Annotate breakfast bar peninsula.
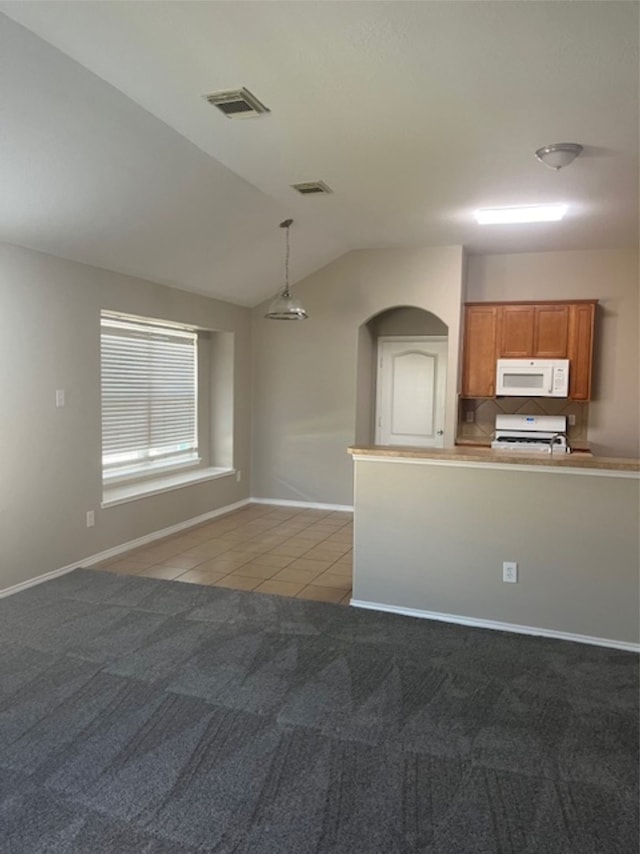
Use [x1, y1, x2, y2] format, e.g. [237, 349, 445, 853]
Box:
[348, 445, 640, 650]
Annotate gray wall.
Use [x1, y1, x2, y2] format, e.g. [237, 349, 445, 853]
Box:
[0, 242, 252, 591]
[251, 247, 465, 506]
[466, 248, 639, 458]
[352, 459, 640, 645]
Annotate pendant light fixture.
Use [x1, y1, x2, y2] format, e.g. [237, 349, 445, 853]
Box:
[265, 219, 308, 320]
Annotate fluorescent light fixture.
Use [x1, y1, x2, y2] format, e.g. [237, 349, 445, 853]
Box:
[475, 204, 568, 225]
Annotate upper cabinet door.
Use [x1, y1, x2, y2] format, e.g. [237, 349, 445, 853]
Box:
[461, 305, 498, 397]
[499, 306, 535, 357]
[533, 305, 570, 358]
[568, 302, 596, 400]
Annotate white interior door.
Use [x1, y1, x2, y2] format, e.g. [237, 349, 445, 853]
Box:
[376, 337, 447, 447]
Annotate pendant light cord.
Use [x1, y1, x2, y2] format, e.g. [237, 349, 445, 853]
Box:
[280, 218, 293, 297]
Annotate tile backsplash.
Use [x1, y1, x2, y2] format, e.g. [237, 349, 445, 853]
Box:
[458, 398, 589, 445]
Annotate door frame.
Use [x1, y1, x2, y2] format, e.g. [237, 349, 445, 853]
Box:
[374, 335, 448, 445]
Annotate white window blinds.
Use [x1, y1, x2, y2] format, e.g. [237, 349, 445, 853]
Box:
[100, 314, 198, 478]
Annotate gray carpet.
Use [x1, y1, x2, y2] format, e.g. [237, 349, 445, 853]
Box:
[0, 569, 637, 853]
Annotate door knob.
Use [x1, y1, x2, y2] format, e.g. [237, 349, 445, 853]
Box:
[437, 430, 444, 436]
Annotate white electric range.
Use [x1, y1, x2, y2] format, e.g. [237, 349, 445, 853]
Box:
[491, 414, 570, 454]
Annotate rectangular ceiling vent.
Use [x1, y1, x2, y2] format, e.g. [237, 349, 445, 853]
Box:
[291, 181, 333, 195]
[204, 87, 270, 118]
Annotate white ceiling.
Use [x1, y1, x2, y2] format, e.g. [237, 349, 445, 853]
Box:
[0, 1, 638, 306]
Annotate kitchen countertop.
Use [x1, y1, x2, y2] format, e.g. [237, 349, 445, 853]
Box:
[348, 445, 640, 473]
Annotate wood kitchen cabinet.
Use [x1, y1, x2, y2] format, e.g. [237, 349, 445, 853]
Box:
[532, 304, 570, 358]
[500, 304, 570, 358]
[499, 305, 535, 357]
[461, 300, 596, 399]
[567, 302, 596, 400]
[461, 304, 499, 398]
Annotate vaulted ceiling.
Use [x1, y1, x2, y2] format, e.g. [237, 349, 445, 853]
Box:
[0, 1, 637, 305]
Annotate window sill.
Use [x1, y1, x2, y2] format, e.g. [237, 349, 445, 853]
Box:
[103, 455, 202, 485]
[102, 466, 235, 508]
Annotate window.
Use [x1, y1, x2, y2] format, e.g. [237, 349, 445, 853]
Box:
[100, 312, 199, 482]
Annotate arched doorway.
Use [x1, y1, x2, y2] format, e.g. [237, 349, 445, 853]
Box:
[355, 306, 449, 447]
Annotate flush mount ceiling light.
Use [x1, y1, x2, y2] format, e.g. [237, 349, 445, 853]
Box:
[475, 204, 569, 225]
[535, 143, 583, 170]
[265, 219, 308, 321]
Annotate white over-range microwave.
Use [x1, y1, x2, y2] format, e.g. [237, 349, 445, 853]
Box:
[496, 359, 570, 397]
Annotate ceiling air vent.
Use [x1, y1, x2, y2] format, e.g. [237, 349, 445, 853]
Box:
[204, 87, 270, 118]
[291, 181, 333, 195]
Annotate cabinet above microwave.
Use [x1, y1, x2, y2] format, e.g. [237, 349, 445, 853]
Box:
[461, 300, 596, 400]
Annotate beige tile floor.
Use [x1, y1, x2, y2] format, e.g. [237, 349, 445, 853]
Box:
[94, 503, 353, 605]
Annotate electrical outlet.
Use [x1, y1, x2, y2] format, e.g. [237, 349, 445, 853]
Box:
[236, 470, 242, 483]
[55, 389, 66, 408]
[568, 414, 576, 426]
[502, 561, 518, 583]
[86, 510, 95, 528]
[465, 410, 475, 423]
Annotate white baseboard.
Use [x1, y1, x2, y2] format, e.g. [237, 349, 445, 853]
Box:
[0, 562, 86, 599]
[251, 497, 353, 513]
[80, 498, 252, 567]
[350, 599, 640, 653]
[0, 498, 252, 600]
